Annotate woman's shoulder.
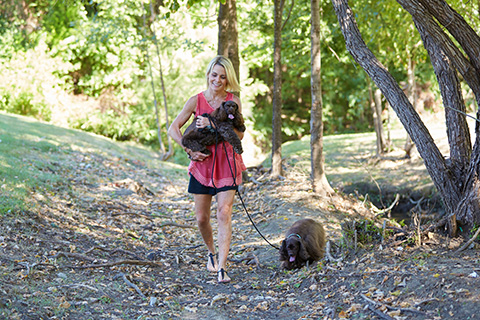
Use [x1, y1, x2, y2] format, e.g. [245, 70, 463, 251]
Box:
[228, 93, 241, 108]
[184, 94, 200, 111]
[187, 93, 201, 103]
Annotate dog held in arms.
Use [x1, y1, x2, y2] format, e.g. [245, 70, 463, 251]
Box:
[279, 218, 326, 270]
[182, 100, 246, 155]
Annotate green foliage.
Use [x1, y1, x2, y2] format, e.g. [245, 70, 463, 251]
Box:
[1, 0, 476, 157]
[241, 0, 379, 150]
[0, 39, 72, 122]
[48, 0, 145, 96]
[341, 219, 384, 246]
[70, 109, 158, 145]
[0, 90, 51, 121]
[0, 2, 42, 57]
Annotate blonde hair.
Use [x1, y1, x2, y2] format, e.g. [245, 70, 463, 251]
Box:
[205, 55, 241, 92]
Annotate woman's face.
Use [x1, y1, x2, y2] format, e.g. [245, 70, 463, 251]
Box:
[208, 64, 228, 92]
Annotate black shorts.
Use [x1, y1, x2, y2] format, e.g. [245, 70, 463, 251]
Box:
[188, 174, 238, 195]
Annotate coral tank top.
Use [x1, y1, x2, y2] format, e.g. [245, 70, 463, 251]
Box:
[188, 92, 246, 188]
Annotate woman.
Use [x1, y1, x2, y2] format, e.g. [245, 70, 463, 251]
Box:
[168, 55, 246, 283]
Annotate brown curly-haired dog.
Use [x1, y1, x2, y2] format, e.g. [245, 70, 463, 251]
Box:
[279, 218, 326, 270]
[182, 100, 246, 155]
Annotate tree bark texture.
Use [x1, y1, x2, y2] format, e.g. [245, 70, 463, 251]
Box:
[370, 86, 387, 156]
[404, 54, 415, 158]
[396, 0, 480, 232]
[310, 0, 333, 195]
[271, 0, 286, 178]
[217, 0, 240, 82]
[149, 2, 173, 161]
[330, 0, 480, 233]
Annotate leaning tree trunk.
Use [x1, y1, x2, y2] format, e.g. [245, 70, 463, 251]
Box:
[218, 0, 240, 93]
[404, 53, 416, 158]
[310, 0, 334, 195]
[397, 0, 480, 233]
[331, 0, 480, 235]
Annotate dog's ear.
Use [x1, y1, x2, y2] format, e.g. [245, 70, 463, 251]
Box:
[298, 239, 310, 262]
[279, 240, 288, 260]
[233, 111, 245, 131]
[216, 102, 228, 121]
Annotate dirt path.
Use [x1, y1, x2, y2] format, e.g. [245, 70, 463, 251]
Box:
[1, 141, 480, 320]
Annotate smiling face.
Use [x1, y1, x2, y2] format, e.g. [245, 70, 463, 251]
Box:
[208, 64, 228, 93]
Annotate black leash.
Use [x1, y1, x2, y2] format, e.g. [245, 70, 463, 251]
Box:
[207, 116, 279, 251]
[235, 183, 280, 251]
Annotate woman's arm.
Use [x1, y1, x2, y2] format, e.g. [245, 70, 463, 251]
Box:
[168, 96, 209, 161]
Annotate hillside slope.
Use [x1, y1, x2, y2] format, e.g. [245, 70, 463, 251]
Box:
[1, 112, 479, 320]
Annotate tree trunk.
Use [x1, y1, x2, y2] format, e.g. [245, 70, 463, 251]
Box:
[368, 81, 387, 157]
[218, 0, 240, 90]
[330, 0, 480, 235]
[150, 1, 173, 161]
[310, 0, 333, 195]
[404, 54, 416, 158]
[271, 0, 286, 178]
[142, 5, 166, 155]
[396, 0, 480, 233]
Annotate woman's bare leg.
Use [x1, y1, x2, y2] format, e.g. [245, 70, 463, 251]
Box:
[216, 190, 235, 282]
[194, 194, 217, 272]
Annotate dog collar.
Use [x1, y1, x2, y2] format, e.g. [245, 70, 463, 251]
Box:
[287, 233, 302, 240]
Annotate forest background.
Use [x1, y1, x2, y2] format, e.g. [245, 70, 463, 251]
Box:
[3, 0, 478, 166]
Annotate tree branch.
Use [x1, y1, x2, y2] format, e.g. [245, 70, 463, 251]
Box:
[330, 0, 452, 205]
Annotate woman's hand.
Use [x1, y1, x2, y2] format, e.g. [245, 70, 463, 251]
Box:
[196, 115, 215, 129]
[196, 115, 206, 128]
[184, 147, 209, 162]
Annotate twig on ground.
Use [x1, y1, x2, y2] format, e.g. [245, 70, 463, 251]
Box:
[52, 252, 99, 263]
[158, 222, 195, 229]
[16, 262, 57, 274]
[178, 244, 203, 253]
[368, 305, 395, 320]
[84, 246, 144, 260]
[62, 259, 163, 269]
[373, 193, 400, 218]
[325, 240, 343, 263]
[230, 253, 261, 269]
[58, 283, 98, 292]
[361, 294, 395, 320]
[249, 176, 264, 185]
[386, 226, 408, 234]
[115, 272, 147, 299]
[361, 293, 427, 316]
[414, 298, 440, 307]
[456, 226, 480, 253]
[413, 211, 422, 247]
[111, 211, 153, 221]
[354, 223, 358, 253]
[381, 220, 386, 245]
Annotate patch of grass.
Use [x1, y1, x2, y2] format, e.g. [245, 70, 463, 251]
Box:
[0, 112, 186, 215]
[261, 120, 435, 203]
